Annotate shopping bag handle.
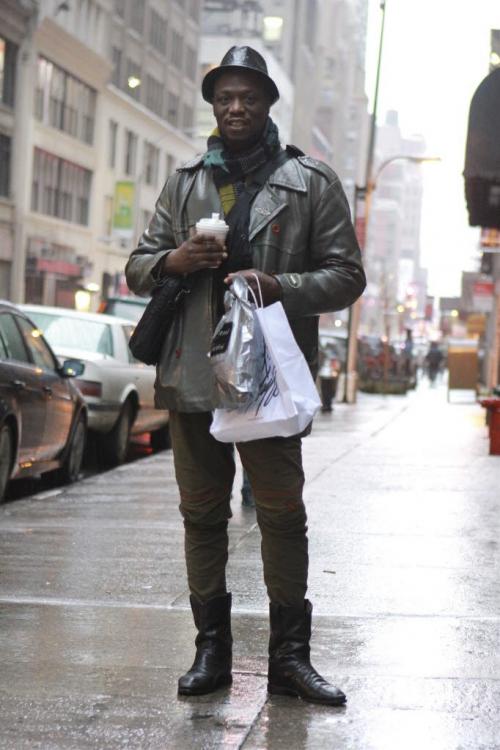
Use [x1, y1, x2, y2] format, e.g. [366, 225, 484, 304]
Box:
[249, 272, 264, 308]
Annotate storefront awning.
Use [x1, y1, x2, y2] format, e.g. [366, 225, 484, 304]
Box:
[464, 68, 500, 228]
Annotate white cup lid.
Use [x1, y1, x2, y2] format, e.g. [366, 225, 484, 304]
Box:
[196, 212, 228, 229]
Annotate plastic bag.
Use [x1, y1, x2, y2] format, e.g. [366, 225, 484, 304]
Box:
[209, 275, 264, 409]
[210, 298, 321, 442]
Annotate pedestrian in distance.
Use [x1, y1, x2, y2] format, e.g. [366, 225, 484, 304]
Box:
[318, 346, 339, 413]
[125, 46, 366, 706]
[425, 340, 443, 384]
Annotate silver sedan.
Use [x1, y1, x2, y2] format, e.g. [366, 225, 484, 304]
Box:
[21, 305, 169, 466]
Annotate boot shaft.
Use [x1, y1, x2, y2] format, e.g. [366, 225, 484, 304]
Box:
[190, 592, 233, 651]
[269, 599, 312, 660]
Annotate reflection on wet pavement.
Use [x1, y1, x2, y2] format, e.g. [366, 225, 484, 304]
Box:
[0, 385, 499, 748]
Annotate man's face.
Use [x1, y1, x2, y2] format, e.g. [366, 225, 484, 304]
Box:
[212, 71, 271, 152]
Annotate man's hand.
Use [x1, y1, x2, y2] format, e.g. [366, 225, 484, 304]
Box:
[164, 234, 227, 275]
[224, 269, 283, 307]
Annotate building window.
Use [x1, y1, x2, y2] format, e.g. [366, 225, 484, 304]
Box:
[130, 2, 144, 34]
[0, 37, 18, 107]
[112, 46, 122, 87]
[149, 10, 167, 54]
[113, 0, 125, 18]
[0, 134, 11, 197]
[146, 75, 163, 117]
[185, 45, 197, 81]
[34, 56, 96, 145]
[304, 0, 317, 50]
[189, 0, 199, 21]
[183, 104, 194, 131]
[109, 120, 118, 168]
[31, 147, 92, 225]
[125, 59, 141, 100]
[165, 153, 175, 180]
[104, 195, 113, 235]
[124, 130, 137, 175]
[167, 93, 179, 126]
[171, 30, 183, 68]
[143, 142, 159, 187]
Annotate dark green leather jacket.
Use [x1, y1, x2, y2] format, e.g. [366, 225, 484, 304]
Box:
[125, 151, 366, 412]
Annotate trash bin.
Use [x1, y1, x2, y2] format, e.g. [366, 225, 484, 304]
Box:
[478, 398, 500, 455]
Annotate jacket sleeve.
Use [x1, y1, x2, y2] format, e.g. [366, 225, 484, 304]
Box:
[275, 175, 366, 318]
[125, 178, 177, 297]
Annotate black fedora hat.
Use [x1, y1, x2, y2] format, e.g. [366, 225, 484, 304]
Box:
[202, 45, 280, 104]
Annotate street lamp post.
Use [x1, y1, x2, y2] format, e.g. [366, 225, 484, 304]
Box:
[343, 0, 387, 403]
[345, 148, 441, 400]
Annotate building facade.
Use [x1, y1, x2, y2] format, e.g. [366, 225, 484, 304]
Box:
[0, 0, 38, 300]
[5, 0, 200, 307]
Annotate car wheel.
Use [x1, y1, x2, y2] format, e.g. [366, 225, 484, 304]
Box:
[101, 400, 133, 467]
[0, 424, 13, 503]
[150, 424, 171, 453]
[59, 415, 86, 485]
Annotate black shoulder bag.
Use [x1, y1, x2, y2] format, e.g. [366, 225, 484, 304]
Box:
[128, 274, 190, 366]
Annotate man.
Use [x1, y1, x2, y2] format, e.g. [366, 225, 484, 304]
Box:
[126, 46, 365, 706]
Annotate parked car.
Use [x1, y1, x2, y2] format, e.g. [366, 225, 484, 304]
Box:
[21, 305, 169, 466]
[0, 301, 87, 501]
[98, 295, 148, 323]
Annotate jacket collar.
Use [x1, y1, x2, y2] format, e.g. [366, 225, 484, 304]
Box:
[268, 156, 307, 193]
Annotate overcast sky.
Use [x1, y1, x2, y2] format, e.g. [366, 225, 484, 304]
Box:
[365, 0, 500, 297]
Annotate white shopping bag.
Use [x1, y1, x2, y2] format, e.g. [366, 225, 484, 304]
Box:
[210, 298, 321, 443]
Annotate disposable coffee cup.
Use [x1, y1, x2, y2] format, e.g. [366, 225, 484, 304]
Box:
[195, 213, 229, 268]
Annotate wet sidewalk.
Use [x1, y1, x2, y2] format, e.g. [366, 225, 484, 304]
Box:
[1, 383, 499, 749]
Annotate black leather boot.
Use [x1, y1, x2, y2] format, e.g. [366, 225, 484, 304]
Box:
[268, 600, 346, 706]
[178, 593, 233, 696]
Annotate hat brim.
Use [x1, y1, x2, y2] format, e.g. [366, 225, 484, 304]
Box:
[202, 65, 280, 105]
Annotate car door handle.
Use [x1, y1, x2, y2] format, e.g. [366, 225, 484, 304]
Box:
[11, 379, 26, 390]
[43, 386, 52, 395]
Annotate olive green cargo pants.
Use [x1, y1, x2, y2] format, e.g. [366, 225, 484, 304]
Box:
[169, 411, 309, 606]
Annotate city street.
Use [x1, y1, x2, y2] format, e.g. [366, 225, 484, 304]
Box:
[0, 381, 499, 749]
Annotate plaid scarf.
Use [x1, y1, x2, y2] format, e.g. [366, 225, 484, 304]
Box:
[203, 118, 281, 274]
[204, 117, 281, 216]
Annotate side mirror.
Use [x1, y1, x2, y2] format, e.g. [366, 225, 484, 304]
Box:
[60, 358, 85, 378]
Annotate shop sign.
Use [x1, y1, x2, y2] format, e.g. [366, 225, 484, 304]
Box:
[473, 280, 494, 312]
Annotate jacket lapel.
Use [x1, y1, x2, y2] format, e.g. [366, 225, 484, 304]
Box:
[249, 158, 307, 240]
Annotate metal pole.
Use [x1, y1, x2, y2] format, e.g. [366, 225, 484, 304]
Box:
[344, 0, 387, 403]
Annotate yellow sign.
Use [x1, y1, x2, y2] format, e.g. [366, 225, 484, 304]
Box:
[112, 181, 135, 235]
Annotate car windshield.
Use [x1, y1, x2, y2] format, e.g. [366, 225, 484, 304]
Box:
[107, 301, 147, 322]
[28, 312, 114, 356]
